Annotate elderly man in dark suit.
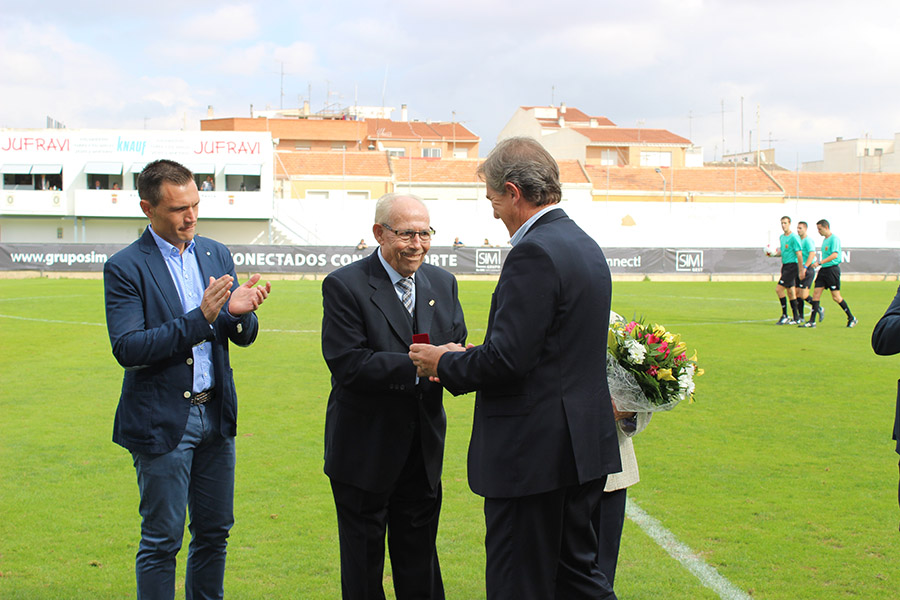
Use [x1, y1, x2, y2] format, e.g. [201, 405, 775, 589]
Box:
[321, 192, 467, 599]
[410, 137, 621, 599]
[104, 159, 270, 599]
[871, 286, 900, 527]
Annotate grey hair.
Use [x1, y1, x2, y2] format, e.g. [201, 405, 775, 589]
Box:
[374, 192, 428, 225]
[477, 137, 561, 207]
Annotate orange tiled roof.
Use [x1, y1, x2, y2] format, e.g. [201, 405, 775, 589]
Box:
[772, 171, 900, 200]
[523, 105, 616, 127]
[203, 117, 366, 142]
[367, 120, 478, 141]
[390, 157, 482, 183]
[387, 157, 588, 185]
[275, 151, 392, 178]
[558, 160, 590, 184]
[584, 166, 782, 193]
[574, 127, 691, 146]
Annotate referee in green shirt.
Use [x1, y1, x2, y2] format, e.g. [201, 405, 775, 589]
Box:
[801, 219, 857, 328]
[774, 216, 803, 324]
[796, 221, 821, 323]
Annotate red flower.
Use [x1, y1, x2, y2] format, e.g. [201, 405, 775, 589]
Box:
[647, 365, 659, 376]
[645, 334, 660, 344]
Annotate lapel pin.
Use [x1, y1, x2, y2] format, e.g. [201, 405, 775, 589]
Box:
[429, 299, 435, 306]
[206, 251, 211, 256]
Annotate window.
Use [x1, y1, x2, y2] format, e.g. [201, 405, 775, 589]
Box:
[422, 148, 442, 158]
[331, 143, 347, 151]
[600, 150, 618, 166]
[306, 190, 329, 200]
[639, 151, 672, 167]
[85, 162, 123, 190]
[346, 191, 369, 200]
[57, 227, 63, 239]
[386, 148, 405, 157]
[226, 175, 261, 192]
[3, 172, 63, 190]
[295, 144, 311, 151]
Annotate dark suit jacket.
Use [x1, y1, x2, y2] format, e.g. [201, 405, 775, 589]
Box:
[437, 209, 621, 498]
[871, 284, 900, 453]
[104, 228, 259, 454]
[322, 251, 466, 492]
[321, 251, 467, 494]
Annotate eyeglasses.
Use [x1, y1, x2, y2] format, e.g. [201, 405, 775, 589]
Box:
[380, 223, 435, 242]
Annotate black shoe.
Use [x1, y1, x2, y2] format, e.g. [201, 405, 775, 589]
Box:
[847, 317, 858, 328]
[801, 321, 817, 328]
[796, 318, 805, 325]
[776, 316, 790, 325]
[817, 306, 825, 322]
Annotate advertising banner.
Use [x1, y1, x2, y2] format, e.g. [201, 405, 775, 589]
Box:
[1, 243, 898, 275]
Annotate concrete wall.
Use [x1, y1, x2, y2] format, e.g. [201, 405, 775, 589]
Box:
[4, 197, 900, 250]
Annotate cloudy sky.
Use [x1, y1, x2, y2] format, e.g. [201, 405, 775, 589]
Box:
[2, 0, 898, 168]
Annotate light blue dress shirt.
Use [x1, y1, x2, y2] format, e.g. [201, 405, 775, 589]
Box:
[377, 247, 416, 310]
[148, 226, 213, 394]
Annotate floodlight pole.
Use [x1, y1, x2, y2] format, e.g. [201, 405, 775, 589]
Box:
[654, 167, 668, 211]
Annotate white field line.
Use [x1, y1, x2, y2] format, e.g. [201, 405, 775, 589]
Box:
[0, 313, 105, 327]
[0, 313, 322, 334]
[626, 499, 752, 600]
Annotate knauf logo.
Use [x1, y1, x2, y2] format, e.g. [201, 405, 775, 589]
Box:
[116, 137, 147, 155]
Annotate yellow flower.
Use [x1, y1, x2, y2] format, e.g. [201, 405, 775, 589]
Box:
[690, 350, 698, 362]
[696, 368, 705, 377]
[608, 329, 617, 351]
[653, 325, 667, 337]
[673, 342, 687, 355]
[656, 368, 677, 381]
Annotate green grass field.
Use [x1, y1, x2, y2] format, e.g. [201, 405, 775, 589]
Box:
[2, 277, 899, 599]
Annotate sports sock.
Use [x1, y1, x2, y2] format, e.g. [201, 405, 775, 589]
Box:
[790, 299, 800, 321]
[809, 300, 820, 323]
[798, 298, 805, 320]
[840, 300, 853, 319]
[804, 296, 814, 305]
[780, 297, 787, 317]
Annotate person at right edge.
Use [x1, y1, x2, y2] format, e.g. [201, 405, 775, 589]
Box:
[871, 287, 900, 529]
[409, 137, 621, 599]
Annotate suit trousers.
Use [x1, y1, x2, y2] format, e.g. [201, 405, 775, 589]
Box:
[593, 488, 627, 590]
[483, 478, 617, 600]
[330, 426, 444, 600]
[131, 404, 235, 600]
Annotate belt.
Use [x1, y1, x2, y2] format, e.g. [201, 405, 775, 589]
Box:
[190, 389, 214, 405]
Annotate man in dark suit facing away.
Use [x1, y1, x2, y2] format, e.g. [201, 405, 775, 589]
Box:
[410, 137, 621, 599]
[104, 158, 271, 599]
[871, 286, 900, 528]
[321, 192, 467, 599]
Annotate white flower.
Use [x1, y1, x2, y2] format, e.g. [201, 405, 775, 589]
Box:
[677, 371, 695, 396]
[624, 339, 647, 364]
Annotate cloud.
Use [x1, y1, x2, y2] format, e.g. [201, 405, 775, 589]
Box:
[177, 4, 259, 42]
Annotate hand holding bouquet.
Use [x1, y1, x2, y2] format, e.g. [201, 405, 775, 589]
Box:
[607, 312, 703, 412]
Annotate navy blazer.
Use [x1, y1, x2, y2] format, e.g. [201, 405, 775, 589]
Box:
[437, 209, 621, 498]
[871, 284, 900, 454]
[321, 251, 467, 493]
[104, 228, 259, 454]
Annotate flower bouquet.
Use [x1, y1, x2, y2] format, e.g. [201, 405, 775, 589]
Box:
[606, 312, 703, 412]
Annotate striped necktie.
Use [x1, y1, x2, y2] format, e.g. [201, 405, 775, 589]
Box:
[396, 276, 414, 315]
